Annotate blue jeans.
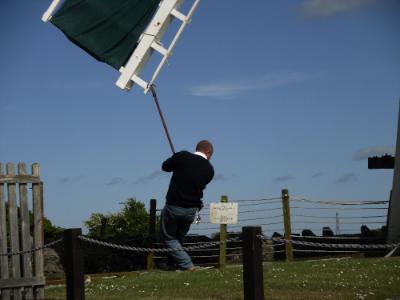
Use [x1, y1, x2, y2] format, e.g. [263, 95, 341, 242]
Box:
[160, 204, 197, 269]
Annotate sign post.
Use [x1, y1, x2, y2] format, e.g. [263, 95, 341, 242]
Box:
[210, 197, 238, 269]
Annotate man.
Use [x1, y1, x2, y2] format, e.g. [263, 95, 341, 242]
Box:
[160, 140, 214, 271]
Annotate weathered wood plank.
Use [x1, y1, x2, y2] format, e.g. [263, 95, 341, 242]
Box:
[6, 163, 21, 300]
[0, 163, 11, 300]
[0, 277, 45, 289]
[0, 175, 41, 184]
[32, 163, 45, 299]
[18, 163, 33, 299]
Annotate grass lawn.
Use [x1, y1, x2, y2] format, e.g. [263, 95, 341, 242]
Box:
[45, 257, 400, 299]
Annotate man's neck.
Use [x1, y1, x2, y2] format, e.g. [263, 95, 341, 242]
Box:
[194, 151, 208, 160]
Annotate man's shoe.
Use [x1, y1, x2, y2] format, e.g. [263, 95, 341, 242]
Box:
[176, 266, 196, 272]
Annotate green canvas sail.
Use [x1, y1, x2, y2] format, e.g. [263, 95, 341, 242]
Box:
[51, 0, 161, 70]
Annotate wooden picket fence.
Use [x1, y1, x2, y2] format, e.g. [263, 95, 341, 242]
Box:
[0, 163, 45, 300]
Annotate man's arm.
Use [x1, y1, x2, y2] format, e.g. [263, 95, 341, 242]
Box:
[162, 153, 179, 172]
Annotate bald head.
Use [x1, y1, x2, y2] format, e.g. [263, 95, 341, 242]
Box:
[196, 140, 213, 160]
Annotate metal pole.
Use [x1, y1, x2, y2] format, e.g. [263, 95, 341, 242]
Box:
[242, 226, 264, 300]
[149, 85, 176, 154]
[64, 228, 85, 300]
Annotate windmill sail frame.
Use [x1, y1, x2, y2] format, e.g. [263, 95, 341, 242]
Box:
[42, 0, 201, 94]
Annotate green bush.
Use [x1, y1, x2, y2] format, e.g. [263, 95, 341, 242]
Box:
[84, 198, 149, 239]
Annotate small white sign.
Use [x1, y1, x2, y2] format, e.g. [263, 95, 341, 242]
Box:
[210, 203, 238, 224]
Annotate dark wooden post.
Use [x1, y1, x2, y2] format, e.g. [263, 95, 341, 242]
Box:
[242, 226, 264, 300]
[219, 195, 228, 269]
[147, 199, 157, 270]
[64, 228, 85, 300]
[281, 189, 293, 261]
[99, 216, 108, 239]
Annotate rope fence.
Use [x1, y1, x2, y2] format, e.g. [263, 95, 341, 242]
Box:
[0, 223, 397, 300]
[78, 235, 240, 253]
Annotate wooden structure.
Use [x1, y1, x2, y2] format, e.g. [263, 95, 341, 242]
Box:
[242, 226, 264, 300]
[42, 0, 202, 94]
[0, 163, 45, 300]
[64, 229, 84, 300]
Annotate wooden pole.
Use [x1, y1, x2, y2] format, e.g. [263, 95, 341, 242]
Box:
[0, 163, 11, 300]
[219, 195, 228, 269]
[18, 163, 33, 299]
[282, 189, 293, 262]
[242, 226, 264, 300]
[7, 163, 21, 300]
[147, 199, 157, 270]
[32, 163, 44, 299]
[64, 228, 85, 300]
[388, 101, 400, 242]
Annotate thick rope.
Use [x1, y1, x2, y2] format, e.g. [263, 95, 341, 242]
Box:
[78, 235, 240, 253]
[149, 85, 176, 154]
[0, 238, 63, 257]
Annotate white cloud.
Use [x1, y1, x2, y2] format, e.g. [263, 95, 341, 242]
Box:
[273, 175, 294, 183]
[300, 0, 376, 18]
[106, 177, 124, 186]
[134, 170, 167, 184]
[311, 172, 324, 178]
[59, 175, 84, 184]
[353, 146, 394, 161]
[188, 71, 309, 99]
[214, 173, 227, 181]
[336, 172, 357, 184]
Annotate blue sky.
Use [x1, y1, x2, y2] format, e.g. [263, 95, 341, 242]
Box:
[0, 0, 399, 235]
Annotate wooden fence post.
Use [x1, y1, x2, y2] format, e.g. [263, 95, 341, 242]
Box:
[19, 163, 33, 299]
[242, 226, 264, 300]
[147, 199, 157, 270]
[7, 163, 22, 300]
[0, 163, 11, 300]
[282, 189, 293, 262]
[219, 195, 228, 269]
[32, 163, 45, 299]
[64, 228, 85, 300]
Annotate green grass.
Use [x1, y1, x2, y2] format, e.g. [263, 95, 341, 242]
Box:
[45, 257, 400, 299]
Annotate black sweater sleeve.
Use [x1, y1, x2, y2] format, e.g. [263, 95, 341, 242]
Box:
[162, 152, 179, 172]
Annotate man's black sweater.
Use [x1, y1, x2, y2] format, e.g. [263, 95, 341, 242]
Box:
[162, 151, 214, 208]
